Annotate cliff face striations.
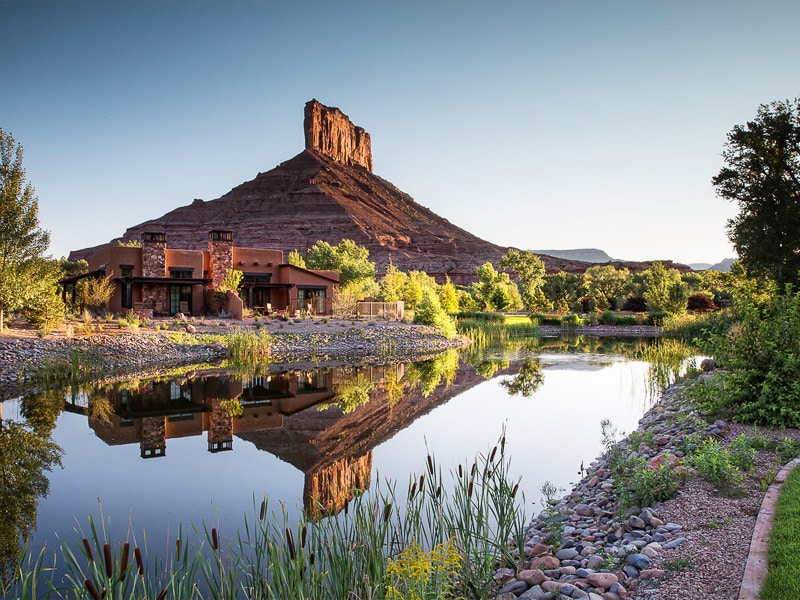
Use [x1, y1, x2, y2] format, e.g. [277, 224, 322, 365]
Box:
[304, 99, 373, 172]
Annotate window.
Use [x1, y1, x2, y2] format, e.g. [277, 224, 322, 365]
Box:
[120, 264, 134, 278]
[169, 268, 194, 280]
[297, 287, 326, 314]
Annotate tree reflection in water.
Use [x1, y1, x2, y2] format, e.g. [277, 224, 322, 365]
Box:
[0, 394, 63, 586]
[500, 358, 545, 397]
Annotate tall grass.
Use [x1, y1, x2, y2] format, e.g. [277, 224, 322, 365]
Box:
[8, 436, 526, 599]
[226, 330, 271, 363]
[26, 348, 106, 389]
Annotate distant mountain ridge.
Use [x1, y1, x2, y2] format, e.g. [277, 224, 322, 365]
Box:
[688, 258, 736, 272]
[534, 248, 614, 263]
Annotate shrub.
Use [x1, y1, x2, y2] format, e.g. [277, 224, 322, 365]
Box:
[729, 433, 756, 472]
[702, 289, 800, 427]
[621, 296, 648, 312]
[647, 311, 670, 326]
[560, 313, 581, 328]
[690, 438, 743, 487]
[687, 293, 718, 312]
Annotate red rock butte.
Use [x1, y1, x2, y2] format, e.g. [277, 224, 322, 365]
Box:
[70, 100, 687, 281]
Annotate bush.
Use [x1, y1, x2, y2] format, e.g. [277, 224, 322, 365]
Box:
[598, 311, 637, 326]
[690, 438, 743, 487]
[560, 313, 581, 328]
[702, 289, 800, 427]
[621, 296, 648, 312]
[688, 293, 718, 312]
[454, 311, 504, 323]
[647, 311, 670, 326]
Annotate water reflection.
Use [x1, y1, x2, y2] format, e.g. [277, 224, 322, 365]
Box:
[1, 334, 698, 578]
[0, 400, 63, 584]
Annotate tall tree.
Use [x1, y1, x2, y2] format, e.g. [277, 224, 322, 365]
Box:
[712, 98, 800, 286]
[304, 239, 376, 297]
[0, 129, 51, 332]
[498, 249, 547, 312]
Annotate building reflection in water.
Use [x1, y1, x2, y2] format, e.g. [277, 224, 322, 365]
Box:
[62, 359, 468, 519]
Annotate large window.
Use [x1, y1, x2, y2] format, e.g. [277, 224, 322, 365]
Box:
[170, 285, 192, 315]
[297, 287, 326, 314]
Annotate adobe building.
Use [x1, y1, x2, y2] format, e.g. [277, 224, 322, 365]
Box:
[62, 230, 339, 317]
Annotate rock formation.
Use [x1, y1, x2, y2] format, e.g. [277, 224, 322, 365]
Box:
[304, 99, 373, 171]
[70, 100, 688, 281]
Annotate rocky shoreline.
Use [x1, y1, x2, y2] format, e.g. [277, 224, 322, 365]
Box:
[0, 319, 468, 400]
[493, 375, 800, 600]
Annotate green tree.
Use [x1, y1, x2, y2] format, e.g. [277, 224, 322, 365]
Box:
[78, 273, 115, 315]
[643, 261, 688, 315]
[413, 287, 457, 339]
[377, 262, 407, 302]
[305, 240, 376, 287]
[542, 272, 585, 314]
[471, 262, 521, 311]
[713, 98, 800, 286]
[499, 249, 547, 312]
[403, 270, 437, 310]
[287, 249, 306, 268]
[0, 129, 51, 332]
[437, 276, 459, 314]
[583, 265, 630, 310]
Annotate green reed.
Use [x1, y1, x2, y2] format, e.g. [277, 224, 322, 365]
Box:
[226, 329, 271, 363]
[26, 347, 107, 389]
[9, 434, 525, 600]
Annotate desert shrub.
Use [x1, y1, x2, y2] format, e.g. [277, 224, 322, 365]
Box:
[621, 296, 648, 312]
[688, 293, 718, 312]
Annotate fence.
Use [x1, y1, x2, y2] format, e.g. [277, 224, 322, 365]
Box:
[354, 301, 405, 321]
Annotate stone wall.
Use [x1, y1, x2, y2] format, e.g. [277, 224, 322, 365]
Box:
[304, 99, 373, 172]
[142, 238, 167, 278]
[208, 239, 233, 288]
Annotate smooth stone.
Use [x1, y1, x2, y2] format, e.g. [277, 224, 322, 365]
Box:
[627, 515, 646, 530]
[530, 556, 561, 570]
[518, 569, 548, 586]
[575, 503, 595, 517]
[576, 568, 595, 578]
[662, 537, 688, 549]
[556, 548, 580, 561]
[586, 555, 605, 570]
[530, 542, 551, 556]
[639, 568, 666, 579]
[627, 553, 651, 570]
[587, 572, 619, 588]
[498, 579, 529, 596]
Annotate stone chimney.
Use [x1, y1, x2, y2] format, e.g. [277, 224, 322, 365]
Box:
[304, 99, 373, 172]
[141, 232, 167, 278]
[208, 230, 233, 288]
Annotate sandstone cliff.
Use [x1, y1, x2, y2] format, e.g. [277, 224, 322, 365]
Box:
[304, 99, 373, 171]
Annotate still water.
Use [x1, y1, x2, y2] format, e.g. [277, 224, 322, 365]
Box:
[1, 336, 689, 577]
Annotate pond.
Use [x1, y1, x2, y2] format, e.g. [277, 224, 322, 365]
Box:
[0, 335, 694, 586]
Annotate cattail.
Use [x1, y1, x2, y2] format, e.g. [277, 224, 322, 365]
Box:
[82, 538, 94, 563]
[468, 478, 474, 498]
[489, 445, 497, 463]
[301, 525, 307, 548]
[436, 485, 442, 498]
[260, 498, 267, 521]
[212, 528, 219, 550]
[471, 463, 477, 477]
[285, 528, 296, 560]
[134, 547, 144, 575]
[427, 454, 434, 475]
[84, 579, 101, 600]
[383, 503, 392, 523]
[103, 544, 112, 579]
[458, 464, 463, 478]
[120, 543, 129, 581]
[175, 540, 181, 561]
[501, 435, 506, 455]
[344, 498, 349, 515]
[409, 481, 417, 498]
[309, 551, 315, 565]
[419, 474, 425, 491]
[156, 586, 168, 600]
[511, 483, 519, 498]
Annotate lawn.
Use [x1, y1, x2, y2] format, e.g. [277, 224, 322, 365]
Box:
[761, 464, 800, 599]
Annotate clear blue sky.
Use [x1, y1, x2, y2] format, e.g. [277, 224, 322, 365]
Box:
[2, 1, 798, 265]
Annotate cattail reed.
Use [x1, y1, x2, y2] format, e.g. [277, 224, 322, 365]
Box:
[84, 579, 101, 600]
[134, 547, 144, 575]
[212, 527, 219, 550]
[285, 528, 296, 560]
[103, 543, 112, 579]
[82, 538, 94, 562]
[120, 542, 129, 580]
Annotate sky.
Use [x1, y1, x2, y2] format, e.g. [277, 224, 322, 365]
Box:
[2, 1, 799, 266]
